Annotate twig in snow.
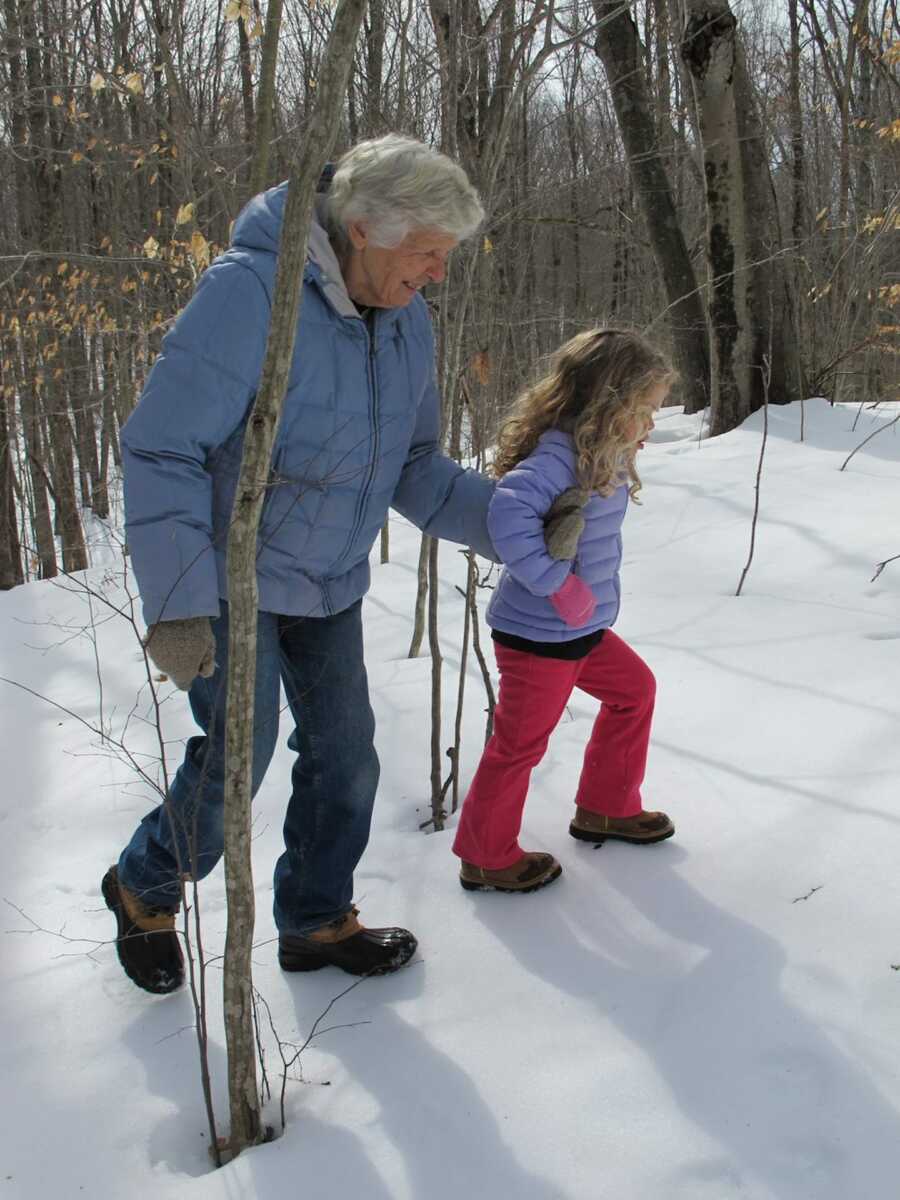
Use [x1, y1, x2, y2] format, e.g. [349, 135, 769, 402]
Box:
[840, 412, 900, 472]
[871, 554, 900, 583]
[735, 352, 772, 597]
[792, 885, 823, 903]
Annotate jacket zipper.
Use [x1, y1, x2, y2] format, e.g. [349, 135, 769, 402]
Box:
[333, 313, 380, 572]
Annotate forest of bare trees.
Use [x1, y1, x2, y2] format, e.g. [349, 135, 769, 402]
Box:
[1, 0, 898, 590]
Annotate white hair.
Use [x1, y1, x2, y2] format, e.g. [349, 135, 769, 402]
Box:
[327, 134, 484, 250]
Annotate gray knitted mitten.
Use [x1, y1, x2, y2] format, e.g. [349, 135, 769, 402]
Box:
[544, 487, 590, 560]
[143, 617, 216, 690]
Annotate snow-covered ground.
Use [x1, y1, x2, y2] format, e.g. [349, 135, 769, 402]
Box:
[2, 398, 899, 1199]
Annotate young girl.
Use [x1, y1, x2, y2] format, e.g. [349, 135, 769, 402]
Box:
[452, 328, 675, 893]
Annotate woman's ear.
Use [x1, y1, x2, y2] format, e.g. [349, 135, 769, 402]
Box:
[346, 221, 368, 251]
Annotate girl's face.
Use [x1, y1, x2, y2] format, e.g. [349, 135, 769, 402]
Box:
[627, 380, 669, 449]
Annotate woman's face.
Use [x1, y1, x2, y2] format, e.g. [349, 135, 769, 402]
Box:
[341, 223, 458, 308]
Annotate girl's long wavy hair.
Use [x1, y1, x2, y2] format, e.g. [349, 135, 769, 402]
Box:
[492, 328, 675, 499]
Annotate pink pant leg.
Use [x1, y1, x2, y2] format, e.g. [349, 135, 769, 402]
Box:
[573, 630, 656, 818]
[452, 645, 576, 869]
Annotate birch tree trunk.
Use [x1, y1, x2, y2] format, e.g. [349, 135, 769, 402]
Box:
[221, 0, 367, 1159]
[683, 0, 802, 433]
[682, 1, 752, 435]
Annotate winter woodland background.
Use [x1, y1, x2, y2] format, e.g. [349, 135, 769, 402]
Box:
[1, 0, 898, 587]
[1, 0, 900, 1192]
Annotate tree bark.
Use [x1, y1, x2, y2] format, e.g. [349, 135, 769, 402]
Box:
[0, 383, 23, 589]
[364, 0, 384, 131]
[408, 533, 430, 657]
[427, 536, 444, 829]
[682, 1, 802, 432]
[18, 376, 57, 579]
[44, 382, 89, 573]
[238, 12, 256, 173]
[593, 0, 710, 412]
[682, 1, 752, 434]
[247, 0, 284, 199]
[221, 0, 367, 1159]
[730, 39, 804, 408]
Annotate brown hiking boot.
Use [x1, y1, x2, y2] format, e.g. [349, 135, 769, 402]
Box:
[278, 907, 417, 976]
[459, 851, 562, 893]
[101, 866, 184, 994]
[569, 807, 674, 846]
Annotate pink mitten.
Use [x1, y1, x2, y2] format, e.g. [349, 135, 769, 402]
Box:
[550, 574, 596, 628]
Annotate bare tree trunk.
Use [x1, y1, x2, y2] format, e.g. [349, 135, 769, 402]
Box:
[365, 0, 384, 130]
[88, 338, 111, 519]
[448, 554, 475, 813]
[788, 0, 806, 396]
[3, 0, 32, 241]
[427, 536, 444, 829]
[467, 561, 496, 745]
[238, 12, 256, 175]
[731, 42, 804, 407]
[682, 0, 802, 432]
[44, 384, 88, 572]
[593, 0, 710, 411]
[247, 0, 284, 198]
[379, 518, 389, 563]
[221, 0, 367, 1160]
[682, 1, 752, 435]
[788, 0, 805, 255]
[68, 335, 103, 513]
[17, 377, 57, 578]
[408, 533, 430, 657]
[0, 384, 23, 589]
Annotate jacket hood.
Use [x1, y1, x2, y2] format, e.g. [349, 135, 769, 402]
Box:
[230, 183, 358, 318]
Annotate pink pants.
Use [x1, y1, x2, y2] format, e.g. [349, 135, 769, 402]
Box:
[452, 630, 656, 870]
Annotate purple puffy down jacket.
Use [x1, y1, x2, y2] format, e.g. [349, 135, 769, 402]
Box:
[486, 430, 628, 642]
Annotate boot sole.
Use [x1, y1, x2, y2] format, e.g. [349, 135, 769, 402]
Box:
[102, 868, 184, 995]
[569, 823, 674, 846]
[278, 944, 417, 976]
[459, 862, 563, 894]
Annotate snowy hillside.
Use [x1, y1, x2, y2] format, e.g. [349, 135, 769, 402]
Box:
[2, 398, 899, 1199]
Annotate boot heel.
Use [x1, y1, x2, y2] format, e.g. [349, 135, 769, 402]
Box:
[569, 823, 606, 845]
[278, 945, 328, 972]
[101, 870, 118, 910]
[460, 877, 489, 892]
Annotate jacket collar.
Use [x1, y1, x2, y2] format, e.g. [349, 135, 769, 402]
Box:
[307, 198, 407, 336]
[305, 199, 360, 319]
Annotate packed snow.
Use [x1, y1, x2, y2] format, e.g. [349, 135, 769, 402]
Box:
[2, 398, 899, 1199]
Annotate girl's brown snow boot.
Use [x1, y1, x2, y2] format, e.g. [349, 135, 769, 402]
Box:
[459, 851, 562, 893]
[569, 808, 674, 845]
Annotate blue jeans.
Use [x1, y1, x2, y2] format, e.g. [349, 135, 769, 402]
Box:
[117, 600, 379, 935]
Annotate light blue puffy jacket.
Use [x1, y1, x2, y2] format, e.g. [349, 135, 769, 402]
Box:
[121, 184, 495, 624]
[486, 431, 628, 641]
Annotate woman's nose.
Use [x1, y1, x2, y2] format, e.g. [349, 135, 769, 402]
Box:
[427, 256, 446, 283]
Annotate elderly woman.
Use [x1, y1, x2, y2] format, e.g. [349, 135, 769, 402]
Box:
[103, 134, 494, 994]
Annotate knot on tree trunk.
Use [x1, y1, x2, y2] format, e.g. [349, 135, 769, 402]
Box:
[682, 8, 737, 78]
